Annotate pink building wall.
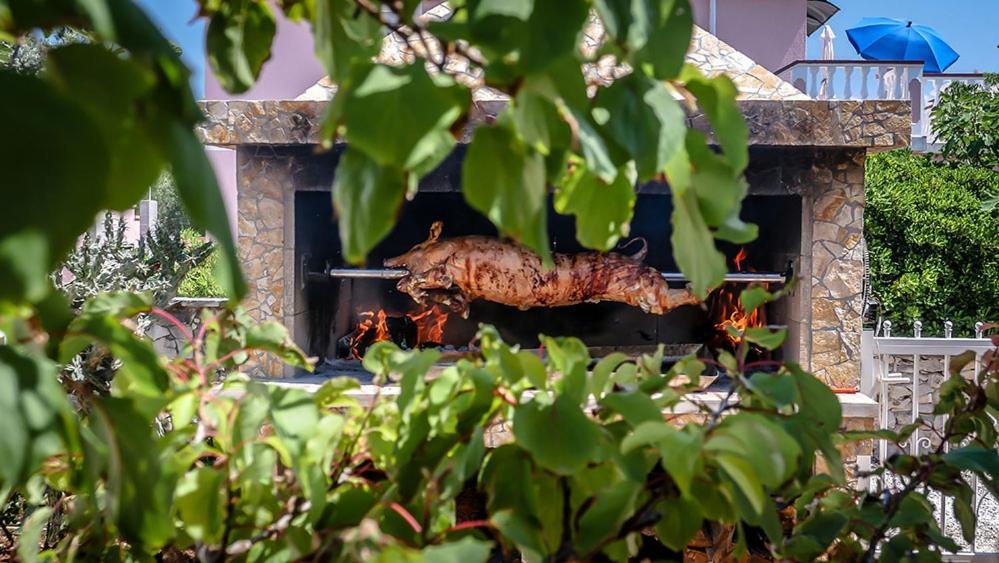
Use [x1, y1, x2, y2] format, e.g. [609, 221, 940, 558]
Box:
[690, 0, 806, 73]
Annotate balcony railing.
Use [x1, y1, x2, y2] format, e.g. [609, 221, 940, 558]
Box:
[778, 60, 987, 149]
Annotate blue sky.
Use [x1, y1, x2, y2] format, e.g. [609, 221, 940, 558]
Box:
[137, 0, 998, 98]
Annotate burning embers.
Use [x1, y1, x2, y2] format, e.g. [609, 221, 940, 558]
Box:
[711, 248, 767, 347]
[340, 305, 450, 359]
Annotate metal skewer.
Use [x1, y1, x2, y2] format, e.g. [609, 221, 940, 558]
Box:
[315, 268, 787, 284]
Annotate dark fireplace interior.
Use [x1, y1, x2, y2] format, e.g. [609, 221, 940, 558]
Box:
[294, 151, 803, 372]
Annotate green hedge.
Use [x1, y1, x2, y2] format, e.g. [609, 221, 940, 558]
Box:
[865, 149, 999, 335]
[177, 229, 226, 298]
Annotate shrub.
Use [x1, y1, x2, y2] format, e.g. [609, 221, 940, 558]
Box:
[865, 150, 999, 334]
[177, 229, 225, 298]
[3, 295, 998, 561]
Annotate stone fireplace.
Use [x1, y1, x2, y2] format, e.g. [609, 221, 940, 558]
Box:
[197, 98, 910, 389]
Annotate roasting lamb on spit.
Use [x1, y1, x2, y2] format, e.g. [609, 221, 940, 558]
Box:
[384, 221, 701, 317]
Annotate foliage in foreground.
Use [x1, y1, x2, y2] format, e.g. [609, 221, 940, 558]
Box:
[865, 150, 999, 334]
[2, 289, 998, 561]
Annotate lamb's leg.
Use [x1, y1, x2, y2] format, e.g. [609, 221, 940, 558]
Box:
[395, 266, 455, 307]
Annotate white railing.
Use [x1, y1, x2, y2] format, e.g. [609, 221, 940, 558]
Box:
[780, 60, 987, 149]
[860, 320, 997, 558]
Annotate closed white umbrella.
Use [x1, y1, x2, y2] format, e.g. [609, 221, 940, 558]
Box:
[819, 25, 836, 99]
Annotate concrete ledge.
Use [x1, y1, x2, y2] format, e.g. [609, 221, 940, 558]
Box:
[258, 377, 878, 420]
[196, 99, 910, 150]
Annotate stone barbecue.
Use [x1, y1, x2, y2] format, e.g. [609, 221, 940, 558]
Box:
[197, 97, 910, 391]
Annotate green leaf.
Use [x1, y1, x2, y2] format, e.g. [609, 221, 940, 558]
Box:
[634, 0, 694, 80]
[313, 0, 382, 84]
[621, 421, 701, 496]
[555, 159, 637, 251]
[655, 496, 702, 551]
[88, 397, 174, 551]
[790, 364, 842, 430]
[542, 336, 591, 404]
[715, 454, 765, 515]
[513, 394, 602, 475]
[576, 480, 642, 554]
[659, 427, 702, 497]
[707, 413, 801, 488]
[512, 89, 571, 156]
[246, 320, 311, 370]
[0, 73, 110, 300]
[590, 352, 629, 399]
[943, 447, 999, 475]
[463, 0, 588, 81]
[332, 148, 407, 265]
[740, 287, 774, 315]
[601, 391, 661, 427]
[785, 511, 848, 560]
[174, 467, 226, 544]
[16, 506, 53, 563]
[206, 0, 277, 93]
[746, 371, 799, 408]
[952, 481, 977, 545]
[593, 73, 686, 181]
[422, 536, 492, 563]
[0, 231, 50, 304]
[518, 350, 548, 390]
[684, 131, 751, 234]
[568, 106, 619, 183]
[46, 44, 162, 210]
[322, 485, 377, 529]
[0, 347, 74, 490]
[463, 123, 550, 262]
[680, 66, 749, 174]
[162, 118, 246, 299]
[671, 188, 726, 298]
[744, 326, 787, 351]
[269, 387, 321, 457]
[339, 64, 468, 174]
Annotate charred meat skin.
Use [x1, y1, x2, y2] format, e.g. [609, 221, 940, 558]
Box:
[384, 222, 701, 317]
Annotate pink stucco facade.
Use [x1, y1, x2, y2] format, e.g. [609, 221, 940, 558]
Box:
[690, 0, 806, 73]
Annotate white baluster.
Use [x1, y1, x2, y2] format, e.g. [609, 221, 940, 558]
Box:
[843, 65, 854, 99]
[860, 66, 870, 98]
[809, 66, 820, 98]
[828, 65, 838, 99]
[877, 66, 887, 98]
[894, 66, 907, 100]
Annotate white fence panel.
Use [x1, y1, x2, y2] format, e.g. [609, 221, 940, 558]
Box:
[861, 321, 997, 558]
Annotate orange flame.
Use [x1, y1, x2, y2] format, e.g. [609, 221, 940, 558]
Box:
[408, 305, 449, 344]
[713, 247, 767, 346]
[348, 305, 450, 359]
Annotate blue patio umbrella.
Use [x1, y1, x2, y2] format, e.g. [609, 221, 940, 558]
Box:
[846, 17, 959, 73]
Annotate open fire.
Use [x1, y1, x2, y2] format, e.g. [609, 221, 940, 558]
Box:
[711, 248, 768, 347]
[342, 305, 450, 359]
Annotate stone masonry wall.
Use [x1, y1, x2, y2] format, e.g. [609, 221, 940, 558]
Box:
[746, 147, 868, 389]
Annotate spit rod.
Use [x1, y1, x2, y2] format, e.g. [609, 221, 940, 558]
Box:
[317, 268, 787, 284]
